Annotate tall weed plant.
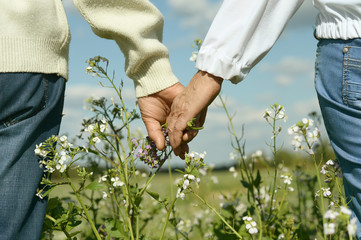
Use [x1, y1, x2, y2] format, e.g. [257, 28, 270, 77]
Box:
[36, 51, 356, 239]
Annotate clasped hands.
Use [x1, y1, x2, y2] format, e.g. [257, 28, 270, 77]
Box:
[138, 70, 223, 159]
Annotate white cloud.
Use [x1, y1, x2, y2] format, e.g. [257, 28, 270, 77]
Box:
[205, 96, 266, 131]
[275, 75, 293, 86]
[167, 0, 221, 36]
[292, 97, 320, 116]
[261, 57, 313, 74]
[260, 57, 314, 86]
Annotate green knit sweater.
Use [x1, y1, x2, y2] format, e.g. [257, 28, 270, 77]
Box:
[0, 0, 179, 97]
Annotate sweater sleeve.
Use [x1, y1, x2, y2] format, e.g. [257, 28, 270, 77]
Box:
[196, 0, 304, 84]
[73, 0, 179, 97]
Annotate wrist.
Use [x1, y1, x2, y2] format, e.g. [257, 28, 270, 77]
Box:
[197, 70, 223, 85]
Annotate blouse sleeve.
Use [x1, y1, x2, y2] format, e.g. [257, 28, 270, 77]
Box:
[196, 0, 304, 83]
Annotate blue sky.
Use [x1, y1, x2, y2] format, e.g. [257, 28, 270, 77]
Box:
[61, 0, 322, 166]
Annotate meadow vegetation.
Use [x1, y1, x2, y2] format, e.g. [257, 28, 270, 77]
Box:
[36, 56, 355, 240]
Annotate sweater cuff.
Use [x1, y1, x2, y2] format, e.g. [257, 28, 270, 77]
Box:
[130, 57, 179, 98]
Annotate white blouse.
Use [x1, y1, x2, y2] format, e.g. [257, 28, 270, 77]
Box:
[196, 0, 361, 83]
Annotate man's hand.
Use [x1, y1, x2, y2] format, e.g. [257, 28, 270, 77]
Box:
[138, 83, 184, 150]
[167, 70, 223, 159]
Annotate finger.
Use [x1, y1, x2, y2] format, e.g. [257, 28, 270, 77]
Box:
[143, 119, 165, 150]
[167, 116, 188, 151]
[182, 130, 198, 142]
[173, 142, 189, 160]
[198, 108, 208, 127]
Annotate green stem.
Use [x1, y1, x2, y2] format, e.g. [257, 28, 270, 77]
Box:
[303, 135, 326, 239]
[254, 202, 263, 240]
[193, 192, 243, 239]
[268, 116, 278, 220]
[219, 95, 256, 202]
[168, 160, 174, 201]
[159, 198, 177, 240]
[311, 154, 326, 239]
[66, 173, 102, 240]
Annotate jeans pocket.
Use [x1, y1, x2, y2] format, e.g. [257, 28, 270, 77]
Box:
[343, 46, 361, 110]
[0, 73, 48, 129]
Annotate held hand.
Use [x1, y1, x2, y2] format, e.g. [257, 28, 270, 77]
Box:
[138, 83, 184, 150]
[167, 70, 223, 159]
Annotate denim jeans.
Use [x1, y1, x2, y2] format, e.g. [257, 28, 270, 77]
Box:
[315, 38, 361, 238]
[0, 73, 65, 240]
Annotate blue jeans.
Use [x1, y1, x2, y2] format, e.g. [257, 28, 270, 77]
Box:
[0, 73, 65, 240]
[315, 38, 361, 238]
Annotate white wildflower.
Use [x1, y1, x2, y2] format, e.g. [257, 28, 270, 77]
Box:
[186, 174, 195, 180]
[102, 191, 108, 199]
[211, 176, 219, 184]
[243, 216, 258, 235]
[320, 165, 328, 175]
[326, 160, 335, 166]
[291, 135, 302, 149]
[100, 118, 108, 132]
[347, 218, 357, 236]
[176, 188, 185, 200]
[45, 165, 55, 173]
[36, 192, 44, 200]
[251, 150, 263, 159]
[324, 210, 339, 220]
[340, 206, 352, 216]
[324, 223, 336, 235]
[98, 175, 107, 183]
[302, 118, 314, 128]
[322, 187, 332, 197]
[235, 203, 246, 213]
[59, 135, 67, 142]
[307, 128, 320, 144]
[183, 179, 190, 190]
[56, 163, 67, 173]
[199, 151, 206, 159]
[189, 51, 197, 62]
[281, 174, 292, 185]
[85, 124, 95, 133]
[229, 151, 237, 161]
[85, 66, 93, 74]
[111, 177, 124, 187]
[93, 137, 101, 144]
[277, 107, 287, 122]
[288, 125, 300, 135]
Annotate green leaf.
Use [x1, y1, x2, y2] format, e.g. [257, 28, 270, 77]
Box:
[85, 182, 105, 191]
[254, 170, 262, 188]
[134, 194, 142, 207]
[146, 190, 160, 201]
[70, 231, 82, 237]
[240, 180, 250, 189]
[104, 219, 127, 238]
